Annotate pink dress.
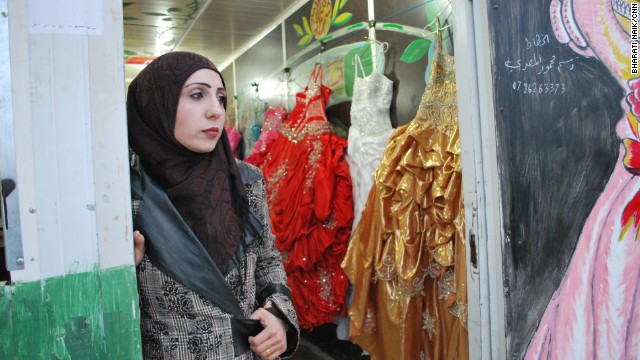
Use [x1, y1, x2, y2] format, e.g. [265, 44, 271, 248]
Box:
[225, 124, 242, 159]
[525, 1, 640, 358]
[244, 106, 287, 165]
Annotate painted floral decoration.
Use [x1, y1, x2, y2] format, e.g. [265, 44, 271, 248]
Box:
[620, 77, 640, 237]
[623, 77, 640, 175]
[293, 0, 352, 47]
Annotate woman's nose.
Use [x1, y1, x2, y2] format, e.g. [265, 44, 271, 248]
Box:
[206, 98, 225, 119]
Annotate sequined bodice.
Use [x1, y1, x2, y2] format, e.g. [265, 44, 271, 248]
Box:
[414, 47, 457, 126]
[350, 73, 394, 136]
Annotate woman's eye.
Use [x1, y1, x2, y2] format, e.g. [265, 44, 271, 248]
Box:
[217, 95, 227, 104]
[190, 91, 204, 99]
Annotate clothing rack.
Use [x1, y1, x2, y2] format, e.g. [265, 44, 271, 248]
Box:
[239, 1, 453, 111]
[283, 0, 451, 68]
[285, 21, 442, 69]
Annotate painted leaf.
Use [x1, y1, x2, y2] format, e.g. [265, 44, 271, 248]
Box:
[302, 16, 311, 35]
[400, 38, 431, 63]
[294, 23, 304, 36]
[162, 17, 172, 21]
[163, 39, 176, 47]
[340, 0, 348, 10]
[332, 12, 352, 26]
[382, 23, 404, 30]
[167, 7, 181, 13]
[621, 190, 640, 236]
[298, 34, 313, 47]
[332, 0, 340, 21]
[346, 22, 365, 30]
[124, 50, 137, 56]
[123, 16, 142, 21]
[123, 2, 133, 8]
[142, 12, 169, 16]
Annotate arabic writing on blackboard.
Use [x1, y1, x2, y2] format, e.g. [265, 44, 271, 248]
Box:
[504, 34, 579, 94]
[512, 81, 565, 94]
[524, 34, 551, 49]
[504, 54, 576, 74]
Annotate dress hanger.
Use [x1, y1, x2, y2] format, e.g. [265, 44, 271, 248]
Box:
[306, 42, 326, 86]
[248, 83, 269, 134]
[250, 82, 269, 109]
[318, 41, 326, 65]
[353, 54, 366, 79]
[371, 39, 388, 74]
[353, 38, 389, 75]
[423, 2, 452, 39]
[308, 62, 324, 87]
[273, 68, 303, 110]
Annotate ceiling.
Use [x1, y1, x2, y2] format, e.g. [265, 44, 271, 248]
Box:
[122, 0, 307, 81]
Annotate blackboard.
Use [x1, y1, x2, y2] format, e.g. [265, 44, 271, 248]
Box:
[487, 0, 623, 357]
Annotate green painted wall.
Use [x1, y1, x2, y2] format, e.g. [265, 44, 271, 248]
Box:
[0, 266, 141, 359]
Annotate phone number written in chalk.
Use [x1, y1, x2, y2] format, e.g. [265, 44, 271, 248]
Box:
[512, 81, 566, 94]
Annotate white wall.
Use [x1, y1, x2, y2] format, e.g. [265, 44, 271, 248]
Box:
[7, 0, 133, 281]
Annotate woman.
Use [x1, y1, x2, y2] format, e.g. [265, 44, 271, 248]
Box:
[525, 0, 640, 358]
[127, 51, 299, 359]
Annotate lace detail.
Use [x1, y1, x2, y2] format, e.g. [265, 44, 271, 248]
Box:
[415, 49, 458, 127]
[266, 160, 288, 204]
[279, 120, 332, 143]
[317, 268, 334, 305]
[437, 270, 456, 301]
[350, 73, 394, 136]
[422, 309, 437, 340]
[449, 299, 468, 330]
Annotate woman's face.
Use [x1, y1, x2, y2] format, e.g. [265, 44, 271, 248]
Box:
[174, 69, 227, 153]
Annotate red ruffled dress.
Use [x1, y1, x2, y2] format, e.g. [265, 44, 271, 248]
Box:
[250, 82, 354, 329]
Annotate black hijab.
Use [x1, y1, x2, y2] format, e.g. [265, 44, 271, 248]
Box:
[127, 51, 248, 273]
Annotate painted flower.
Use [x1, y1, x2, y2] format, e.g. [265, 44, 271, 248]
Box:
[310, 0, 332, 39]
[293, 0, 351, 47]
[620, 77, 640, 236]
[626, 77, 640, 118]
[624, 78, 640, 175]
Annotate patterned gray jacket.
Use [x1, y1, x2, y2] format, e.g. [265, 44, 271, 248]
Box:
[132, 160, 299, 359]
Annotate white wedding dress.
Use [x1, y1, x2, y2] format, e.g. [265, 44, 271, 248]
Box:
[346, 56, 395, 234]
[337, 54, 395, 341]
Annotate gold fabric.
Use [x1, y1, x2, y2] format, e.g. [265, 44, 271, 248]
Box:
[341, 37, 468, 360]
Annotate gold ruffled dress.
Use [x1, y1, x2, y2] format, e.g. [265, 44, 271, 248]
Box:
[341, 35, 468, 360]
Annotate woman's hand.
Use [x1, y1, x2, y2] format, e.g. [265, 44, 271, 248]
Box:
[133, 230, 145, 266]
[248, 301, 288, 360]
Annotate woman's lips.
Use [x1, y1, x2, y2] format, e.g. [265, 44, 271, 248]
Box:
[203, 127, 219, 137]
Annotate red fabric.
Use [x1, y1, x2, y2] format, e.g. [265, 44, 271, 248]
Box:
[255, 83, 354, 329]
